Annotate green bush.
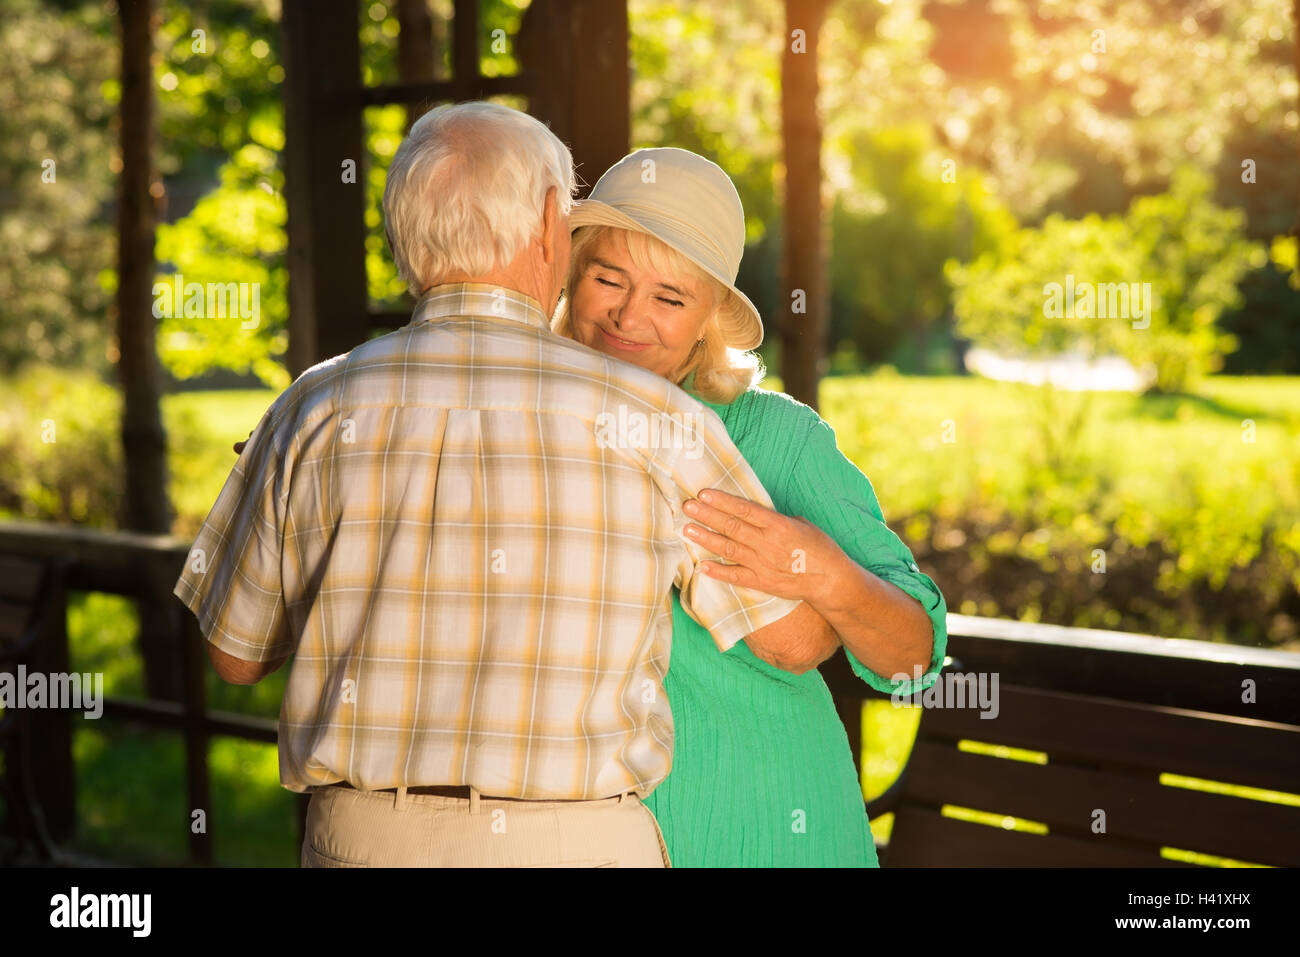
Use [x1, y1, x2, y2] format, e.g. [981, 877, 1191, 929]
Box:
[947, 167, 1263, 394]
[155, 145, 290, 391]
[0, 368, 123, 526]
[0, 372, 274, 535]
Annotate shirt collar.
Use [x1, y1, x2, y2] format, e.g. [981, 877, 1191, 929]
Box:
[410, 282, 551, 332]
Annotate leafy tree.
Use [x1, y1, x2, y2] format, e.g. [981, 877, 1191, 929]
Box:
[152, 0, 282, 172]
[632, 0, 1298, 374]
[946, 166, 1262, 393]
[12, 0, 1292, 388]
[827, 124, 1018, 368]
[155, 143, 289, 388]
[1124, 167, 1268, 391]
[148, 0, 287, 386]
[630, 0, 784, 235]
[0, 0, 117, 373]
[896, 0, 1298, 226]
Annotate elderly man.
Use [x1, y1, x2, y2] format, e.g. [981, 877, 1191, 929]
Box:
[174, 102, 810, 867]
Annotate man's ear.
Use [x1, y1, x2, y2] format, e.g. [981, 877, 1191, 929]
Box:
[539, 185, 559, 265]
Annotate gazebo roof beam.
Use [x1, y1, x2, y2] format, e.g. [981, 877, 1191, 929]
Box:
[359, 74, 532, 107]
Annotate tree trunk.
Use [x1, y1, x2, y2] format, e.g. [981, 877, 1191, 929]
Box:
[780, 0, 829, 410]
[117, 0, 178, 700]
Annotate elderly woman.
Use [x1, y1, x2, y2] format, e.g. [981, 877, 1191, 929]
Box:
[554, 148, 948, 866]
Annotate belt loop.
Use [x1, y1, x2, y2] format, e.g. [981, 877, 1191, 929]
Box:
[394, 786, 408, 812]
[469, 786, 481, 815]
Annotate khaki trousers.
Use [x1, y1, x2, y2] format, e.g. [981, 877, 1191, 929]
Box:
[300, 785, 671, 868]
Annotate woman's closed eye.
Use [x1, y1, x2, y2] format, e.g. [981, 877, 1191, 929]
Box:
[594, 275, 680, 306]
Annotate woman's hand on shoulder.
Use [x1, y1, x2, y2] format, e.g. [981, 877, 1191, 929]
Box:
[683, 487, 842, 606]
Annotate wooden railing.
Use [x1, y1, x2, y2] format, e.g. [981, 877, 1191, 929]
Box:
[0, 519, 293, 865]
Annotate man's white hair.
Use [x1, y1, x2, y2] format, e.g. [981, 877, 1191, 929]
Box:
[383, 101, 575, 293]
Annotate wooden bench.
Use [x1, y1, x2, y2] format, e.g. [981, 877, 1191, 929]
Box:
[0, 553, 70, 863]
[822, 615, 1300, 867]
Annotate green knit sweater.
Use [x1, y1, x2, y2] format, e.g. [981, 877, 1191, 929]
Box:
[642, 385, 948, 867]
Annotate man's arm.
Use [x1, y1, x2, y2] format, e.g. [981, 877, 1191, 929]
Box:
[175, 402, 296, 681]
[209, 425, 289, 686]
[207, 643, 290, 685]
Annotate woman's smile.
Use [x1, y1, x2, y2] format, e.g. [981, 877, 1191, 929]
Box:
[599, 327, 654, 351]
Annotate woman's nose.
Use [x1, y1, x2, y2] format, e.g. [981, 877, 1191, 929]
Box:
[612, 290, 648, 328]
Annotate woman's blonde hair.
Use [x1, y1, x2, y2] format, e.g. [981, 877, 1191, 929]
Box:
[553, 226, 764, 404]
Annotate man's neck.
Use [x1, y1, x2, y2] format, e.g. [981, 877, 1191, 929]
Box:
[433, 264, 553, 317]
[426, 276, 538, 304]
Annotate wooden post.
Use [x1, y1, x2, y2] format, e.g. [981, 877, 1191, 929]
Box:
[1294, 0, 1300, 239]
[451, 0, 479, 96]
[519, 0, 629, 197]
[27, 564, 75, 843]
[117, 0, 182, 703]
[282, 0, 369, 375]
[397, 0, 441, 130]
[116, 0, 171, 538]
[779, 0, 829, 410]
[179, 612, 213, 864]
[568, 0, 629, 193]
[519, 0, 573, 144]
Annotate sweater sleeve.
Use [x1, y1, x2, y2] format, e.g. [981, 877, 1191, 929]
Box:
[781, 405, 947, 696]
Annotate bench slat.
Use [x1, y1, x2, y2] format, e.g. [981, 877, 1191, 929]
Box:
[885, 806, 1190, 867]
[937, 628, 1300, 725]
[904, 740, 1298, 867]
[914, 684, 1300, 795]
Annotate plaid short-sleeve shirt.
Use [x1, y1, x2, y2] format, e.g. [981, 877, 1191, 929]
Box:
[174, 283, 800, 798]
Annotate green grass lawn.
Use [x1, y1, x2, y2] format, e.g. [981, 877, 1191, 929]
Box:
[816, 372, 1299, 525]
[26, 374, 1300, 865]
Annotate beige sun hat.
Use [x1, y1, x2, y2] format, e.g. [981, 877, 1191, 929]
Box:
[568, 147, 764, 351]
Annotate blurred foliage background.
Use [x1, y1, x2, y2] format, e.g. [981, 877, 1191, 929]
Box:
[2, 0, 1296, 642]
[5, 0, 1298, 384]
[1, 0, 1298, 864]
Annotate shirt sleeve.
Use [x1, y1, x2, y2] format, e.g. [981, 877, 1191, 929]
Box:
[654, 405, 803, 653]
[173, 404, 294, 663]
[785, 412, 948, 696]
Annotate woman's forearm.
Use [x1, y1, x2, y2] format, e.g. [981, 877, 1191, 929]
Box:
[805, 550, 935, 682]
[744, 600, 842, 674]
